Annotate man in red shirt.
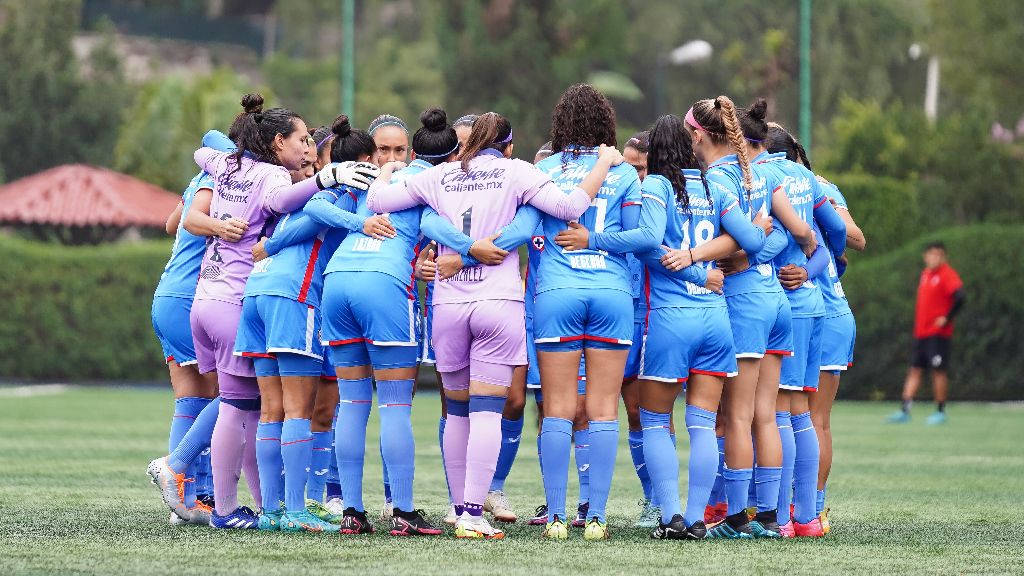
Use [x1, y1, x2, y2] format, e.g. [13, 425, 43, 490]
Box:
[888, 242, 965, 424]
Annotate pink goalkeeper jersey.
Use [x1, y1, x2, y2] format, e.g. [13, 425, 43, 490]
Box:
[193, 148, 320, 304]
[366, 151, 592, 305]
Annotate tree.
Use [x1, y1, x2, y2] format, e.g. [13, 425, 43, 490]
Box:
[0, 1, 132, 181]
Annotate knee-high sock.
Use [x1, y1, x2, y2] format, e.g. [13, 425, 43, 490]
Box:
[325, 406, 342, 500]
[281, 418, 312, 512]
[816, 487, 826, 516]
[196, 448, 213, 499]
[380, 443, 391, 502]
[536, 432, 544, 477]
[336, 377, 372, 513]
[168, 397, 220, 473]
[574, 428, 591, 504]
[490, 416, 524, 492]
[776, 411, 795, 525]
[169, 397, 209, 507]
[791, 411, 820, 524]
[628, 429, 653, 502]
[241, 409, 261, 507]
[211, 401, 248, 515]
[748, 451, 758, 509]
[540, 417, 572, 520]
[708, 435, 726, 507]
[439, 416, 453, 503]
[378, 379, 415, 512]
[464, 396, 504, 516]
[307, 431, 333, 502]
[256, 421, 283, 513]
[755, 465, 783, 513]
[684, 405, 718, 527]
[443, 399, 469, 515]
[586, 420, 619, 523]
[641, 408, 680, 524]
[724, 467, 753, 517]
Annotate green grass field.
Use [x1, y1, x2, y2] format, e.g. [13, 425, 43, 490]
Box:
[1, 387, 1022, 575]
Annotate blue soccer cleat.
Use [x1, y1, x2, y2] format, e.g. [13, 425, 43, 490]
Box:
[925, 411, 947, 426]
[886, 410, 910, 424]
[210, 506, 259, 530]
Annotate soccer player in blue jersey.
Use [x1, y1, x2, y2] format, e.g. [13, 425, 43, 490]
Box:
[809, 173, 865, 533]
[533, 84, 651, 540]
[619, 131, 663, 528]
[758, 122, 847, 538]
[632, 114, 771, 540]
[152, 139, 237, 525]
[679, 96, 816, 539]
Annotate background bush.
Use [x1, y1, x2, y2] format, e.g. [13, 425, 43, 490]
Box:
[0, 236, 170, 381]
[840, 224, 1024, 401]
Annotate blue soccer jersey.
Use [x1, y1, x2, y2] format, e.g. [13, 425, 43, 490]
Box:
[323, 188, 423, 298]
[760, 156, 828, 319]
[243, 187, 358, 309]
[638, 171, 765, 309]
[154, 172, 214, 299]
[395, 159, 435, 306]
[524, 223, 543, 319]
[533, 148, 641, 295]
[818, 181, 852, 318]
[710, 153, 785, 297]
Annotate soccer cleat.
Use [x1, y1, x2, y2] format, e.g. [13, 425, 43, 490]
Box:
[380, 499, 394, 521]
[307, 499, 343, 524]
[685, 520, 708, 540]
[282, 509, 341, 533]
[169, 511, 187, 526]
[186, 499, 213, 526]
[650, 514, 688, 540]
[391, 509, 443, 536]
[886, 410, 910, 424]
[571, 502, 589, 528]
[636, 499, 662, 529]
[210, 506, 259, 530]
[339, 507, 375, 534]
[750, 510, 782, 538]
[443, 504, 459, 526]
[707, 512, 755, 539]
[778, 521, 795, 538]
[484, 490, 517, 523]
[926, 411, 948, 426]
[528, 504, 549, 526]
[197, 494, 216, 509]
[259, 508, 283, 531]
[146, 457, 188, 520]
[746, 506, 758, 521]
[541, 516, 569, 540]
[324, 497, 345, 517]
[821, 507, 831, 534]
[583, 517, 610, 541]
[793, 516, 826, 537]
[704, 502, 728, 525]
[455, 515, 505, 539]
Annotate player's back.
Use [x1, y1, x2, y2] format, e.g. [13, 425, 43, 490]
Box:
[156, 172, 214, 299]
[534, 148, 640, 295]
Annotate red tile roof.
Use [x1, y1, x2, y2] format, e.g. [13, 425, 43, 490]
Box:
[0, 164, 181, 228]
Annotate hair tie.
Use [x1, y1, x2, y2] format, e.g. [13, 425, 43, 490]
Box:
[493, 128, 513, 145]
[745, 137, 764, 144]
[316, 135, 334, 151]
[416, 140, 460, 159]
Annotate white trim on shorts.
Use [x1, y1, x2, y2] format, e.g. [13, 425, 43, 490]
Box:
[639, 374, 688, 383]
[267, 347, 324, 361]
[778, 383, 804, 391]
[819, 364, 848, 372]
[736, 352, 766, 359]
[178, 360, 199, 367]
[304, 305, 316, 355]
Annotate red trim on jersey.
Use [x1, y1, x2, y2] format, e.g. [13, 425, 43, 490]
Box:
[328, 338, 368, 346]
[240, 351, 276, 359]
[643, 265, 653, 329]
[690, 368, 728, 378]
[772, 185, 784, 194]
[407, 243, 422, 301]
[721, 202, 737, 217]
[296, 237, 323, 303]
[622, 201, 641, 207]
[765, 349, 793, 356]
[346, 190, 357, 203]
[813, 197, 828, 209]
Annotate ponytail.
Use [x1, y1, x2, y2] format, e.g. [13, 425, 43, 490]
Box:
[456, 112, 511, 173]
[716, 96, 752, 190]
[647, 114, 699, 210]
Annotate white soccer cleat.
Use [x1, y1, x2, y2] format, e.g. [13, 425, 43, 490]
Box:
[147, 457, 189, 520]
[454, 514, 505, 539]
[484, 490, 517, 523]
[443, 504, 458, 526]
[324, 497, 345, 517]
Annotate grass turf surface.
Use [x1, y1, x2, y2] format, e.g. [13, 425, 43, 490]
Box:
[0, 387, 1021, 575]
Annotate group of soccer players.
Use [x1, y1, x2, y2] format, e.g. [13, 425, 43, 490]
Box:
[147, 82, 865, 541]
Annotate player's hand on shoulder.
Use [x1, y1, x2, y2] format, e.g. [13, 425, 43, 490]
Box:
[597, 144, 624, 167]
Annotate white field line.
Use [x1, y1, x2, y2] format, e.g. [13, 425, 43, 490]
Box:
[0, 384, 70, 398]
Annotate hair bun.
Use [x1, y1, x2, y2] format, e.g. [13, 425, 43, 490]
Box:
[749, 97, 768, 121]
[332, 114, 352, 138]
[241, 93, 264, 114]
[420, 108, 448, 132]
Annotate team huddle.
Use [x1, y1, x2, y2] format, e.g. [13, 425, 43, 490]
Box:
[146, 83, 866, 541]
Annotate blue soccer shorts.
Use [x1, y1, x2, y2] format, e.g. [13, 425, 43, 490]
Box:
[727, 290, 794, 359]
[780, 315, 824, 391]
[534, 288, 633, 352]
[820, 312, 855, 373]
[639, 306, 737, 383]
[151, 295, 197, 366]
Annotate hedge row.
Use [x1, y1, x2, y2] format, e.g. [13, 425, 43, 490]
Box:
[2, 225, 1022, 400]
[840, 224, 1024, 401]
[0, 236, 171, 381]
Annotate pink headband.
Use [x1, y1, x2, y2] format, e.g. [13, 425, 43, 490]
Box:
[684, 107, 707, 133]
